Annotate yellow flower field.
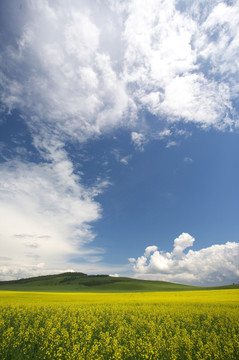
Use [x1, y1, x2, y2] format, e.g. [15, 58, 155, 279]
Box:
[0, 290, 238, 359]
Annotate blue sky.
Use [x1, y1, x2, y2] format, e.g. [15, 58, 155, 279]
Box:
[0, 0, 238, 285]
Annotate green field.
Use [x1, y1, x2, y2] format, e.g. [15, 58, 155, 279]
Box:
[0, 290, 238, 359]
[0, 272, 238, 292]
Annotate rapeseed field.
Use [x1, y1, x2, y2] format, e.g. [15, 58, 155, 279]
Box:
[0, 290, 238, 359]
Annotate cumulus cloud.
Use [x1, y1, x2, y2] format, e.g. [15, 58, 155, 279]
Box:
[129, 233, 239, 286]
[0, 1, 132, 143]
[121, 0, 237, 130]
[144, 245, 158, 257]
[1, 0, 238, 140]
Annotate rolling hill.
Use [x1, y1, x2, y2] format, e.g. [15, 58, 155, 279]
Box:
[0, 272, 238, 292]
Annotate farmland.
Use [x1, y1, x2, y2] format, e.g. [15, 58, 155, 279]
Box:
[0, 289, 238, 359]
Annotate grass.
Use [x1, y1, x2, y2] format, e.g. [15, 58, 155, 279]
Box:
[0, 272, 238, 293]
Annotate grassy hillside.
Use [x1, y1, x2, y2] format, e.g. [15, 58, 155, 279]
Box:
[0, 272, 238, 292]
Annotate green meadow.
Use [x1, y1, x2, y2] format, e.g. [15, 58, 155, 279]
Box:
[0, 272, 238, 292]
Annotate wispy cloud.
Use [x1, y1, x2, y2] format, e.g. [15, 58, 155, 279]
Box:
[120, 155, 132, 166]
[184, 156, 193, 163]
[129, 233, 239, 286]
[158, 129, 172, 139]
[131, 132, 148, 151]
[166, 140, 179, 148]
[0, 154, 106, 279]
[111, 149, 132, 165]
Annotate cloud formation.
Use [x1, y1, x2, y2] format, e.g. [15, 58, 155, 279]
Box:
[131, 132, 148, 151]
[0, 1, 133, 144]
[121, 0, 238, 130]
[0, 0, 239, 279]
[0, 152, 109, 280]
[1, 0, 238, 140]
[129, 233, 239, 286]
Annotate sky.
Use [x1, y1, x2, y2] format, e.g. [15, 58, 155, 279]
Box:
[0, 0, 239, 286]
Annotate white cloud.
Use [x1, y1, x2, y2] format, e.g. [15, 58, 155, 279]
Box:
[121, 0, 237, 130]
[129, 233, 239, 286]
[198, 2, 239, 81]
[1, 0, 238, 141]
[112, 149, 132, 165]
[172, 233, 195, 258]
[0, 1, 130, 279]
[158, 129, 172, 139]
[161, 74, 231, 128]
[176, 129, 192, 138]
[0, 1, 132, 143]
[0, 260, 130, 282]
[120, 155, 132, 166]
[1, 0, 239, 280]
[131, 132, 148, 151]
[166, 140, 178, 148]
[144, 245, 158, 257]
[0, 153, 109, 279]
[184, 157, 193, 163]
[158, 128, 191, 146]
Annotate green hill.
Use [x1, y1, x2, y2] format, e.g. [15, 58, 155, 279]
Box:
[0, 272, 238, 292]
